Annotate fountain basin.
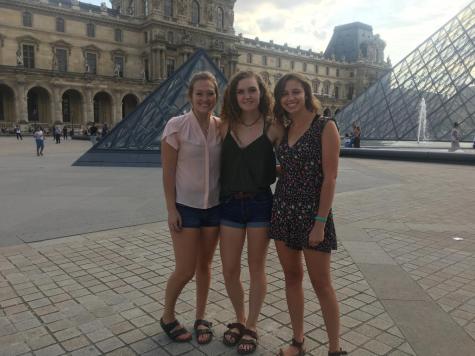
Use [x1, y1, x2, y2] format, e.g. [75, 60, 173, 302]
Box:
[341, 142, 475, 165]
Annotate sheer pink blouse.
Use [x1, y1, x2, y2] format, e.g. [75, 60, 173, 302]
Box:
[161, 111, 222, 209]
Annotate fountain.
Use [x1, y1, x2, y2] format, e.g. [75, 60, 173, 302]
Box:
[417, 98, 428, 143]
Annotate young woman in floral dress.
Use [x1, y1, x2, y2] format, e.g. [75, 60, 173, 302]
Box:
[270, 73, 347, 356]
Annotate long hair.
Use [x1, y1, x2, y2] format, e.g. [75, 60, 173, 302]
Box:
[187, 71, 219, 101]
[221, 71, 273, 125]
[273, 73, 321, 126]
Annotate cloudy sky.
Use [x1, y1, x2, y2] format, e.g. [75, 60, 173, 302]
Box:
[88, 0, 469, 65]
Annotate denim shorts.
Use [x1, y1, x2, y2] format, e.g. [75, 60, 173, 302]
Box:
[175, 203, 221, 228]
[220, 190, 273, 228]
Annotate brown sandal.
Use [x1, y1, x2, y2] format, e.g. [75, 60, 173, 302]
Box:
[160, 318, 192, 342]
[194, 319, 213, 345]
[223, 322, 245, 347]
[237, 328, 258, 354]
[278, 338, 306, 356]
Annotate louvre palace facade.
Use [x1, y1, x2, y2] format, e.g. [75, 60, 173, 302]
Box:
[0, 0, 390, 129]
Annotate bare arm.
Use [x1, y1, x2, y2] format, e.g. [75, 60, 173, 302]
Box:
[161, 139, 181, 231]
[267, 120, 285, 176]
[317, 120, 340, 218]
[308, 120, 340, 246]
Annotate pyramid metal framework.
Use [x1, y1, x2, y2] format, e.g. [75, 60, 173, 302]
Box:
[74, 49, 227, 166]
[336, 2, 475, 141]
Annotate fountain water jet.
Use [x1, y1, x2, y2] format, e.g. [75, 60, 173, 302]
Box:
[417, 98, 428, 143]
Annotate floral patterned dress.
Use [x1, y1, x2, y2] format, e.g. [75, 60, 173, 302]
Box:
[269, 116, 337, 253]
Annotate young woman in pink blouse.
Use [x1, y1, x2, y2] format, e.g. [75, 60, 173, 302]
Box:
[160, 72, 222, 345]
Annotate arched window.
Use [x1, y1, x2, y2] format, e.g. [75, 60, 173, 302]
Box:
[56, 17, 65, 32]
[191, 0, 200, 25]
[216, 7, 224, 30]
[22, 12, 32, 27]
[164, 0, 173, 17]
[167, 31, 174, 44]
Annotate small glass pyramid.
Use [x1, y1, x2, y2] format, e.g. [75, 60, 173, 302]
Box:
[74, 49, 227, 166]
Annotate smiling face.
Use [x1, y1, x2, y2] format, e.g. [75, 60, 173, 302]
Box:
[280, 79, 306, 116]
[236, 76, 261, 114]
[190, 79, 217, 116]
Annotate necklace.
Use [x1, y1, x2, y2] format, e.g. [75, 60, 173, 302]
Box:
[239, 114, 261, 127]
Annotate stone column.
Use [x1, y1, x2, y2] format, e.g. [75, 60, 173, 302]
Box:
[113, 91, 122, 124]
[16, 83, 28, 122]
[52, 86, 62, 123]
[84, 88, 94, 126]
[160, 50, 166, 79]
[151, 49, 159, 80]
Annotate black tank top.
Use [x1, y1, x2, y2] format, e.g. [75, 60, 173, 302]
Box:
[220, 121, 276, 200]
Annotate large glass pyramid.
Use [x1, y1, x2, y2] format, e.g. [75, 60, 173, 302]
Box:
[74, 49, 228, 166]
[336, 2, 475, 141]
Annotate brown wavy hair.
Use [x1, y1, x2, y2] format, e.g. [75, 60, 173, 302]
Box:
[187, 71, 219, 101]
[273, 73, 321, 126]
[221, 71, 273, 124]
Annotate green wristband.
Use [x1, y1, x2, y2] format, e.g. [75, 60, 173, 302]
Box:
[314, 216, 327, 223]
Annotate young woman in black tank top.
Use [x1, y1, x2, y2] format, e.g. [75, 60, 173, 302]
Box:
[219, 71, 284, 354]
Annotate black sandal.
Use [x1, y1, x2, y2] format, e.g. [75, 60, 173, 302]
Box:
[278, 338, 306, 356]
[194, 319, 213, 345]
[223, 322, 245, 347]
[328, 349, 348, 355]
[160, 318, 192, 342]
[237, 328, 258, 355]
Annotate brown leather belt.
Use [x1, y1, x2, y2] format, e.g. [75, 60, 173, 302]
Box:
[232, 192, 257, 200]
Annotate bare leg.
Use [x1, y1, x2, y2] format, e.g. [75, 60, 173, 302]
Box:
[220, 225, 246, 343]
[275, 240, 305, 356]
[195, 226, 219, 343]
[161, 228, 200, 341]
[303, 249, 340, 352]
[238, 227, 270, 353]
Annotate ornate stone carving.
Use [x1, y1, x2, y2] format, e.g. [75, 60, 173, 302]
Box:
[182, 30, 192, 44]
[226, 8, 234, 26]
[16, 49, 23, 66]
[207, 1, 214, 22]
[177, 0, 187, 15]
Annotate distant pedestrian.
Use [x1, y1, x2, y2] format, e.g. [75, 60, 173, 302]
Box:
[62, 126, 68, 140]
[55, 126, 61, 144]
[450, 122, 461, 152]
[353, 124, 361, 148]
[472, 135, 475, 149]
[15, 125, 23, 140]
[89, 123, 98, 145]
[101, 123, 109, 138]
[69, 127, 74, 138]
[33, 126, 45, 156]
[344, 133, 351, 147]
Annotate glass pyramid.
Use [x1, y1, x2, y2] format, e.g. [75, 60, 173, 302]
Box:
[336, 2, 475, 141]
[74, 49, 227, 166]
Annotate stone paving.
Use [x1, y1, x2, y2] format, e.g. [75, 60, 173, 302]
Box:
[0, 222, 415, 356]
[0, 137, 474, 355]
